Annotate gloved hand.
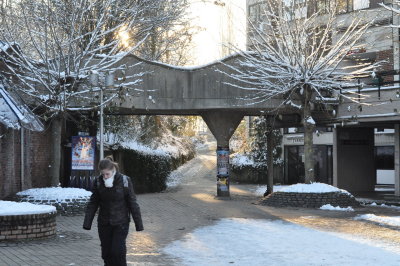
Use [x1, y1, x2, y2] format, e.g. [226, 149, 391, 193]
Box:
[83, 225, 91, 230]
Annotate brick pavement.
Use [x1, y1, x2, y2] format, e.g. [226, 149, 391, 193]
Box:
[1, 144, 400, 265]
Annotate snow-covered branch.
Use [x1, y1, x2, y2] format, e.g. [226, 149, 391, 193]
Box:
[0, 0, 190, 118]
[221, 0, 378, 113]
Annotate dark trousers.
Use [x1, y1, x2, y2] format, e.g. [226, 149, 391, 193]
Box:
[98, 223, 130, 266]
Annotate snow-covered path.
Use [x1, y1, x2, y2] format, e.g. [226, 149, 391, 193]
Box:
[130, 142, 400, 265]
[1, 142, 400, 265]
[164, 218, 400, 266]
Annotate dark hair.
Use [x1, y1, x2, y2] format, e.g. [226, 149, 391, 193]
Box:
[98, 156, 119, 171]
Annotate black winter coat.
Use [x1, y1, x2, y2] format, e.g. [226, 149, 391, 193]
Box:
[83, 172, 144, 231]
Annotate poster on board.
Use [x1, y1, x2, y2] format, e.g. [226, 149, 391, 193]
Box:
[217, 149, 229, 176]
[71, 136, 96, 170]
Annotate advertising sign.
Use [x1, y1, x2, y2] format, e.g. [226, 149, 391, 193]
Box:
[71, 136, 96, 170]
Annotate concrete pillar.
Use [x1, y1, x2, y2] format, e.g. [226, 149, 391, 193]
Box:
[333, 127, 338, 187]
[333, 127, 375, 192]
[201, 111, 244, 197]
[395, 124, 400, 196]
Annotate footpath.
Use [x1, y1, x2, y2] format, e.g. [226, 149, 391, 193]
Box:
[1, 143, 400, 265]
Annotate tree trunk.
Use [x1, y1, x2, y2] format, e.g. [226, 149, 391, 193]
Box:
[303, 86, 315, 183]
[265, 127, 274, 196]
[49, 115, 62, 187]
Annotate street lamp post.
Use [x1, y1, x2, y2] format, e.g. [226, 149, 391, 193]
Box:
[99, 87, 104, 160]
[89, 72, 114, 161]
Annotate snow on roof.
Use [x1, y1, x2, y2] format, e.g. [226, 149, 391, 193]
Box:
[355, 214, 400, 227]
[0, 200, 56, 215]
[320, 204, 354, 211]
[17, 187, 92, 202]
[127, 51, 243, 71]
[0, 83, 44, 131]
[279, 182, 351, 195]
[0, 95, 21, 129]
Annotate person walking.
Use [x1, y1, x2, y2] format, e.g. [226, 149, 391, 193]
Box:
[83, 157, 144, 266]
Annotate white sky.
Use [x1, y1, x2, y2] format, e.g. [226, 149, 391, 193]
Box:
[188, 0, 247, 65]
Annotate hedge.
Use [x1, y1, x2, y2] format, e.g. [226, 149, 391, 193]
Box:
[120, 148, 195, 194]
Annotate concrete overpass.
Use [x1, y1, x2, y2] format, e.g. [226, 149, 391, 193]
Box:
[102, 54, 400, 197]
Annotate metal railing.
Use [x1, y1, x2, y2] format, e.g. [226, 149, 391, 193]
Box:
[68, 176, 96, 191]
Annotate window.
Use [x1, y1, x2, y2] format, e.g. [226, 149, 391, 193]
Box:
[248, 4, 260, 25]
[353, 0, 369, 10]
[337, 0, 353, 14]
[375, 146, 394, 170]
[284, 0, 307, 20]
[248, 2, 269, 31]
[337, 0, 370, 14]
[316, 0, 330, 14]
[284, 145, 333, 184]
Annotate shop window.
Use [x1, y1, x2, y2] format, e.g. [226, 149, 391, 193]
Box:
[284, 145, 333, 184]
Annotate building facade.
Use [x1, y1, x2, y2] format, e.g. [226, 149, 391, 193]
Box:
[247, 0, 400, 194]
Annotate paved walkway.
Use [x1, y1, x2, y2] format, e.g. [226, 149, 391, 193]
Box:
[1, 143, 400, 265]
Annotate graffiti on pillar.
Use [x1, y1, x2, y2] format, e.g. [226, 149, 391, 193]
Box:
[217, 149, 229, 176]
[217, 148, 230, 194]
[217, 177, 229, 191]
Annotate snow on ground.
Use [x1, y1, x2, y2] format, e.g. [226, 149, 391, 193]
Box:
[280, 182, 351, 195]
[163, 218, 400, 266]
[359, 202, 400, 210]
[355, 214, 400, 227]
[371, 203, 400, 210]
[320, 204, 354, 212]
[0, 201, 56, 215]
[252, 185, 287, 196]
[17, 187, 92, 202]
[166, 170, 185, 188]
[166, 141, 212, 188]
[252, 183, 352, 196]
[166, 152, 207, 188]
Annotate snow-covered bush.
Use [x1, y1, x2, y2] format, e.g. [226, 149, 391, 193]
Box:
[107, 134, 195, 193]
[230, 153, 267, 184]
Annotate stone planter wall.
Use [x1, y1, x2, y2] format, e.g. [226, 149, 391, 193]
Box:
[261, 192, 360, 208]
[17, 197, 90, 216]
[0, 211, 57, 241]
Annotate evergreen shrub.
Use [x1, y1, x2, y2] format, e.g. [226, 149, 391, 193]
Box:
[120, 148, 195, 194]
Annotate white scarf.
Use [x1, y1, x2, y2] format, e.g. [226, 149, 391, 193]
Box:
[104, 171, 116, 188]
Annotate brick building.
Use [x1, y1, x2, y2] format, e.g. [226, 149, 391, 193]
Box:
[0, 124, 52, 199]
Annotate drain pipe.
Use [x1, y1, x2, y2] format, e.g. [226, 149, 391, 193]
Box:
[20, 128, 24, 190]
